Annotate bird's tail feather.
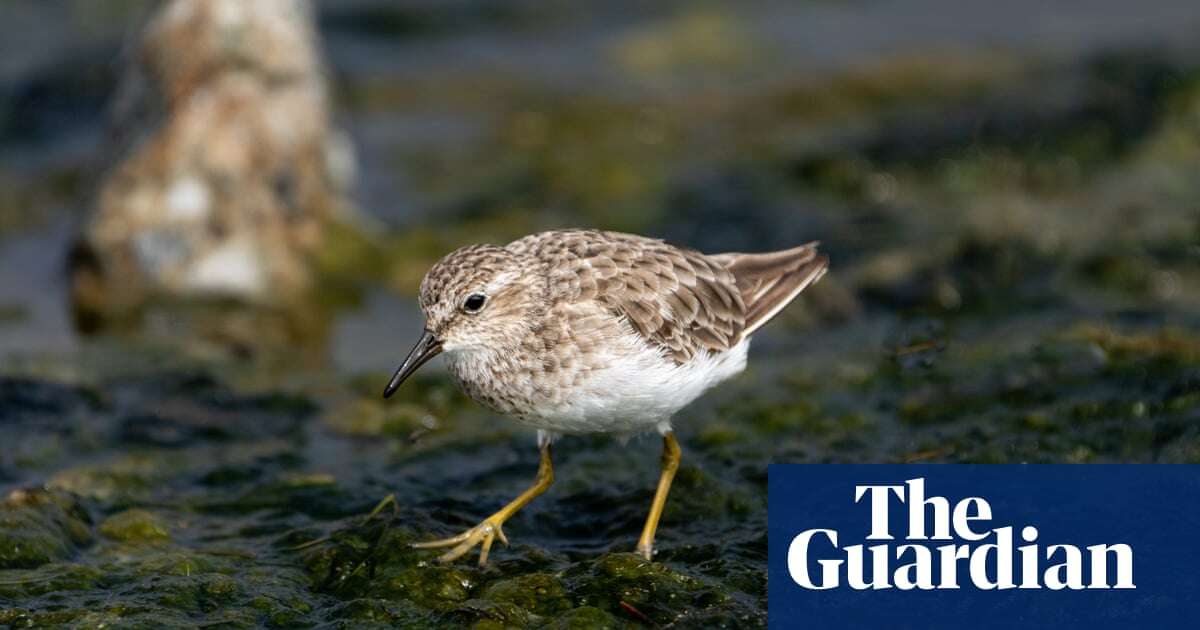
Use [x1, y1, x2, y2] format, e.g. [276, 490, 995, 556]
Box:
[712, 242, 828, 339]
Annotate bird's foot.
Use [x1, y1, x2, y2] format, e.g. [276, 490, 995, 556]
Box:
[412, 441, 553, 566]
[412, 516, 509, 566]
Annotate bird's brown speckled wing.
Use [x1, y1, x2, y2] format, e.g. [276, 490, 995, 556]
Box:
[508, 230, 747, 364]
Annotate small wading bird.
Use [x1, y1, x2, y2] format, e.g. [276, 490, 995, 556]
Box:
[384, 229, 827, 564]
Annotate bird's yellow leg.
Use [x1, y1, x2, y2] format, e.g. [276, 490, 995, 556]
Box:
[636, 432, 681, 560]
[413, 442, 553, 566]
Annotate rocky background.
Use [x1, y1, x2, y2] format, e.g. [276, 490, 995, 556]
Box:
[70, 0, 356, 327]
[2, 0, 1200, 627]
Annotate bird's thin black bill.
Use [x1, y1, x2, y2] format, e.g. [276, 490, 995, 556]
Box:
[383, 329, 442, 398]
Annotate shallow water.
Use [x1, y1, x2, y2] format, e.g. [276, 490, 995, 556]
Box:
[3, 1, 1200, 627]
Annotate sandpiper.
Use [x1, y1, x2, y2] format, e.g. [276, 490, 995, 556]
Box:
[384, 229, 827, 565]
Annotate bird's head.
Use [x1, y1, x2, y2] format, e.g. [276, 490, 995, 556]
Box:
[384, 244, 546, 397]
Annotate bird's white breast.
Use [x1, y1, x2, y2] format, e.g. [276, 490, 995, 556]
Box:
[522, 333, 750, 436]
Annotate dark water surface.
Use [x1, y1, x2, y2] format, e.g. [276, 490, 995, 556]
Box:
[3, 1, 1200, 627]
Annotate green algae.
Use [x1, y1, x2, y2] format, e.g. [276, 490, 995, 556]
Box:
[479, 573, 571, 616]
[543, 605, 624, 629]
[98, 509, 170, 543]
[0, 490, 92, 570]
[564, 553, 760, 627]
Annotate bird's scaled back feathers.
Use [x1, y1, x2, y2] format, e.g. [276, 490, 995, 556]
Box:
[506, 230, 827, 364]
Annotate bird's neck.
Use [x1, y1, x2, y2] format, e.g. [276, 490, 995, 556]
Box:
[445, 340, 543, 417]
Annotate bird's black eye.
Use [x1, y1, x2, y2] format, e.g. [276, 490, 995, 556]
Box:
[463, 293, 486, 312]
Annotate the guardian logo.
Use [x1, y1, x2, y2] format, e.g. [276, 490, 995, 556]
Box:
[787, 478, 1135, 591]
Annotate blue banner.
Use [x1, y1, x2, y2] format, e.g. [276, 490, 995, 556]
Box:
[768, 465, 1200, 629]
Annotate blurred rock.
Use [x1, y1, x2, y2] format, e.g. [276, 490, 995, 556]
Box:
[71, 0, 356, 325]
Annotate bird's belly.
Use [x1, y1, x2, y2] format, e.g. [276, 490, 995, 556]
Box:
[519, 338, 751, 435]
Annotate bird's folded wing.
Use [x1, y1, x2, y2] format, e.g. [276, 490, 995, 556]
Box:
[514, 230, 747, 364]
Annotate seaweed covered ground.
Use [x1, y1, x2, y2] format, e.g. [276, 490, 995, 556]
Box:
[3, 1, 1200, 627]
